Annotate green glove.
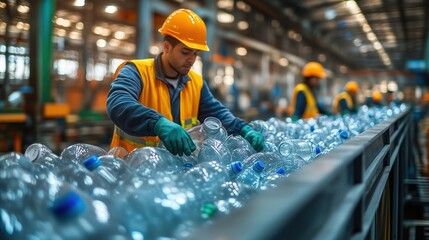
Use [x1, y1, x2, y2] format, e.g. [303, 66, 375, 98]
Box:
[154, 117, 196, 156]
[240, 125, 265, 152]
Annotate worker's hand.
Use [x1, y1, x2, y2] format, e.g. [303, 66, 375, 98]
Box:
[154, 117, 196, 156]
[240, 125, 265, 152]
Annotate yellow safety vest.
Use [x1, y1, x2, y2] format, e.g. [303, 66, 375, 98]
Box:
[290, 83, 319, 119]
[332, 91, 353, 115]
[110, 59, 202, 153]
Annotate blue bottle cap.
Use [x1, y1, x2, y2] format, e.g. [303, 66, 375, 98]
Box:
[276, 168, 286, 175]
[253, 160, 265, 173]
[310, 125, 315, 132]
[51, 191, 86, 220]
[230, 161, 243, 174]
[315, 146, 321, 154]
[83, 155, 101, 171]
[340, 130, 349, 139]
[183, 162, 194, 169]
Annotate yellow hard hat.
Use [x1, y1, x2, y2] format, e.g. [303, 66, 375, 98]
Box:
[345, 81, 359, 94]
[302, 62, 326, 78]
[158, 9, 210, 51]
[372, 91, 383, 103]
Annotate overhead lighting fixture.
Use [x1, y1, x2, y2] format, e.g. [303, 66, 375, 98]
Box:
[17, 5, 29, 13]
[105, 5, 118, 14]
[346, 0, 392, 68]
[235, 47, 247, 56]
[237, 21, 249, 30]
[217, 0, 234, 10]
[74, 0, 85, 7]
[279, 58, 289, 67]
[96, 39, 107, 48]
[217, 12, 234, 23]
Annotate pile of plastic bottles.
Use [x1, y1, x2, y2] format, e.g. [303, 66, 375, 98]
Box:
[0, 103, 407, 239]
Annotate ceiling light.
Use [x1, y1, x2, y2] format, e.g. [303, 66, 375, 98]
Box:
[279, 58, 289, 67]
[235, 47, 247, 56]
[105, 5, 118, 14]
[17, 5, 29, 13]
[237, 21, 249, 30]
[114, 31, 126, 39]
[149, 45, 160, 55]
[96, 39, 107, 48]
[109, 39, 120, 47]
[76, 22, 84, 30]
[74, 0, 85, 7]
[217, 0, 234, 10]
[324, 8, 336, 20]
[217, 12, 234, 23]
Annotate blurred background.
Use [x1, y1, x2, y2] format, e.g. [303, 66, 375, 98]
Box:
[0, 0, 428, 153]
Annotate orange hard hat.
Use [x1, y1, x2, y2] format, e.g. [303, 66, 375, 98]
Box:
[302, 62, 326, 78]
[158, 9, 210, 51]
[372, 91, 383, 103]
[345, 81, 360, 94]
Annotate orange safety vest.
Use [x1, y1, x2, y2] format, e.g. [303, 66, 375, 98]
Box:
[110, 59, 203, 152]
[290, 83, 319, 119]
[332, 91, 353, 115]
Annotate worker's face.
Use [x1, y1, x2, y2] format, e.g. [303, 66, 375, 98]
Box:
[308, 77, 320, 89]
[164, 41, 200, 75]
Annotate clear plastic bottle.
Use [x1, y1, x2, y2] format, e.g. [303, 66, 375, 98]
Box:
[60, 143, 107, 165]
[50, 189, 130, 240]
[224, 135, 255, 162]
[213, 181, 256, 216]
[197, 138, 232, 166]
[82, 155, 131, 191]
[0, 152, 33, 171]
[242, 152, 285, 179]
[259, 168, 288, 190]
[236, 160, 265, 189]
[187, 117, 228, 154]
[107, 146, 128, 160]
[55, 163, 111, 202]
[178, 161, 229, 201]
[25, 143, 60, 171]
[278, 139, 321, 162]
[125, 146, 182, 180]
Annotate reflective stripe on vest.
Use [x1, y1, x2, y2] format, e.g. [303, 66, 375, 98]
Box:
[110, 59, 202, 151]
[332, 91, 353, 115]
[290, 83, 319, 119]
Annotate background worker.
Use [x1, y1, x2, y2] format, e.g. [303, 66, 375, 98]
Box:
[332, 80, 360, 115]
[106, 9, 264, 156]
[290, 61, 331, 120]
[371, 90, 384, 107]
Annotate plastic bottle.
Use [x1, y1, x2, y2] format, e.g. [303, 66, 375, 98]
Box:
[224, 135, 255, 162]
[197, 138, 232, 166]
[242, 152, 285, 178]
[82, 155, 131, 191]
[55, 163, 111, 202]
[125, 146, 182, 180]
[259, 168, 288, 190]
[178, 161, 230, 201]
[0, 165, 61, 239]
[50, 189, 130, 240]
[322, 129, 350, 152]
[278, 139, 321, 162]
[282, 154, 307, 174]
[25, 143, 61, 171]
[107, 146, 128, 160]
[60, 143, 107, 165]
[0, 152, 33, 171]
[213, 181, 256, 216]
[236, 160, 265, 189]
[187, 117, 228, 154]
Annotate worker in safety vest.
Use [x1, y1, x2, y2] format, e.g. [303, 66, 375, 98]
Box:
[371, 91, 384, 107]
[332, 81, 360, 115]
[290, 61, 330, 120]
[106, 9, 264, 155]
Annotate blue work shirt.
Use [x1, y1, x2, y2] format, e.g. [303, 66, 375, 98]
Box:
[106, 53, 246, 137]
